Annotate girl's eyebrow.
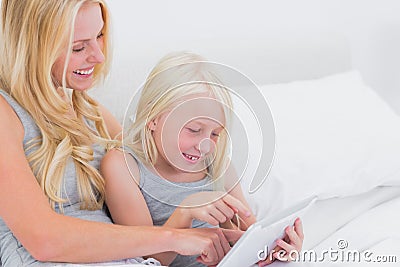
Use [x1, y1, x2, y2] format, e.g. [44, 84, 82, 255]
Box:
[188, 119, 224, 129]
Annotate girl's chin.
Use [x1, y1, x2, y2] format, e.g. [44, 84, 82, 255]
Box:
[176, 162, 208, 173]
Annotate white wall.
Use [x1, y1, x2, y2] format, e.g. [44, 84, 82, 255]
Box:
[323, 0, 400, 113]
[2, 0, 398, 114]
[99, 0, 400, 119]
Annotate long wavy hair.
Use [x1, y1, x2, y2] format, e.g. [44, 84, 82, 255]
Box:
[0, 0, 114, 211]
[126, 52, 233, 188]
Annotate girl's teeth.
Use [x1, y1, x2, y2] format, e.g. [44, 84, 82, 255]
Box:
[184, 153, 199, 161]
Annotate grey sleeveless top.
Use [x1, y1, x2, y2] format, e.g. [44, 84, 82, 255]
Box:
[0, 90, 156, 266]
[125, 147, 215, 267]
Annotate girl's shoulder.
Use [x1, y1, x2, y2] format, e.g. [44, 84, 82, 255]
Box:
[101, 147, 141, 184]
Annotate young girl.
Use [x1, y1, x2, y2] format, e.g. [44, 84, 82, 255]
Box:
[0, 1, 240, 266]
[101, 52, 304, 266]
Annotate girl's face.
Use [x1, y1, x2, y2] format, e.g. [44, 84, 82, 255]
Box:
[52, 3, 105, 91]
[151, 95, 226, 176]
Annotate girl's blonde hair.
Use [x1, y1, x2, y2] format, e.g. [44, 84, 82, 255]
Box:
[0, 0, 113, 211]
[127, 52, 233, 186]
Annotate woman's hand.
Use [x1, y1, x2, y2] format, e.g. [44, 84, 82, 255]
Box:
[173, 227, 243, 266]
[258, 218, 304, 266]
[179, 191, 251, 227]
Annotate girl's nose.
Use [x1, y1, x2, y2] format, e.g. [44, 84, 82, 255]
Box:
[197, 138, 213, 155]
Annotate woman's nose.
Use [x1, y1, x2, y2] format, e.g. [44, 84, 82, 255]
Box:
[88, 42, 105, 63]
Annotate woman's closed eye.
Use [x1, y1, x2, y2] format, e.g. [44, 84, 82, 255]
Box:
[96, 32, 104, 40]
[72, 45, 85, 53]
[72, 32, 103, 53]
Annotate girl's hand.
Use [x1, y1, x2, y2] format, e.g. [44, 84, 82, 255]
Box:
[179, 191, 251, 226]
[258, 218, 304, 266]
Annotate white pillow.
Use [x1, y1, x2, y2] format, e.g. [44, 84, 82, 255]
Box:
[242, 71, 400, 219]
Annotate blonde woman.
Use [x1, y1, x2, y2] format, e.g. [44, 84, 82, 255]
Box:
[0, 1, 242, 266]
[101, 52, 304, 266]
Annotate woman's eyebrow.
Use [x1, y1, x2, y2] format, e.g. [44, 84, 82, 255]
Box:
[73, 22, 104, 44]
[73, 39, 89, 44]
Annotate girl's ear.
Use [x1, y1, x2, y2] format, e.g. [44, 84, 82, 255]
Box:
[147, 118, 158, 131]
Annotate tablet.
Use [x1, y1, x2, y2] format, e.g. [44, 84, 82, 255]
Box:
[217, 196, 317, 267]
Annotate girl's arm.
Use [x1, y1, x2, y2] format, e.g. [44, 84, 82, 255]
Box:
[101, 148, 152, 226]
[101, 149, 179, 266]
[222, 163, 257, 230]
[164, 191, 252, 229]
[0, 96, 238, 265]
[163, 162, 254, 230]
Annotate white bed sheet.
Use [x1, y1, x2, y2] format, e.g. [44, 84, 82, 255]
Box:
[270, 185, 400, 267]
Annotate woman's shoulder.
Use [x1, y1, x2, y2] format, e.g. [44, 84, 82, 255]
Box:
[0, 93, 24, 142]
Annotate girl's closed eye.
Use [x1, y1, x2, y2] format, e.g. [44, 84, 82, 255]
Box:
[186, 127, 200, 133]
[211, 132, 220, 137]
[97, 32, 104, 40]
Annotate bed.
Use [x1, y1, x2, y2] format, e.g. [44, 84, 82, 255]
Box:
[90, 0, 400, 266]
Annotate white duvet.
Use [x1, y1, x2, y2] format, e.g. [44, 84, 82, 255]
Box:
[271, 186, 400, 267]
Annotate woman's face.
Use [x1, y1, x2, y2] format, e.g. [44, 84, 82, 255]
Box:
[52, 3, 105, 91]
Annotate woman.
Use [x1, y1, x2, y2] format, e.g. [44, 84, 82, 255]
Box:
[0, 0, 240, 266]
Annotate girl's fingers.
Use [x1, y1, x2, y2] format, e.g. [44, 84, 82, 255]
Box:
[215, 200, 235, 221]
[257, 245, 279, 266]
[285, 226, 302, 249]
[276, 239, 296, 256]
[257, 257, 274, 266]
[207, 206, 229, 224]
[222, 194, 251, 218]
[294, 217, 304, 240]
[197, 209, 219, 226]
[273, 251, 290, 262]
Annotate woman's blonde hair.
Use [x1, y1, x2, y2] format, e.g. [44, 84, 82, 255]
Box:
[127, 51, 233, 186]
[0, 0, 113, 211]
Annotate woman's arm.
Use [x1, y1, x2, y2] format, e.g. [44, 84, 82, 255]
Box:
[0, 96, 238, 265]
